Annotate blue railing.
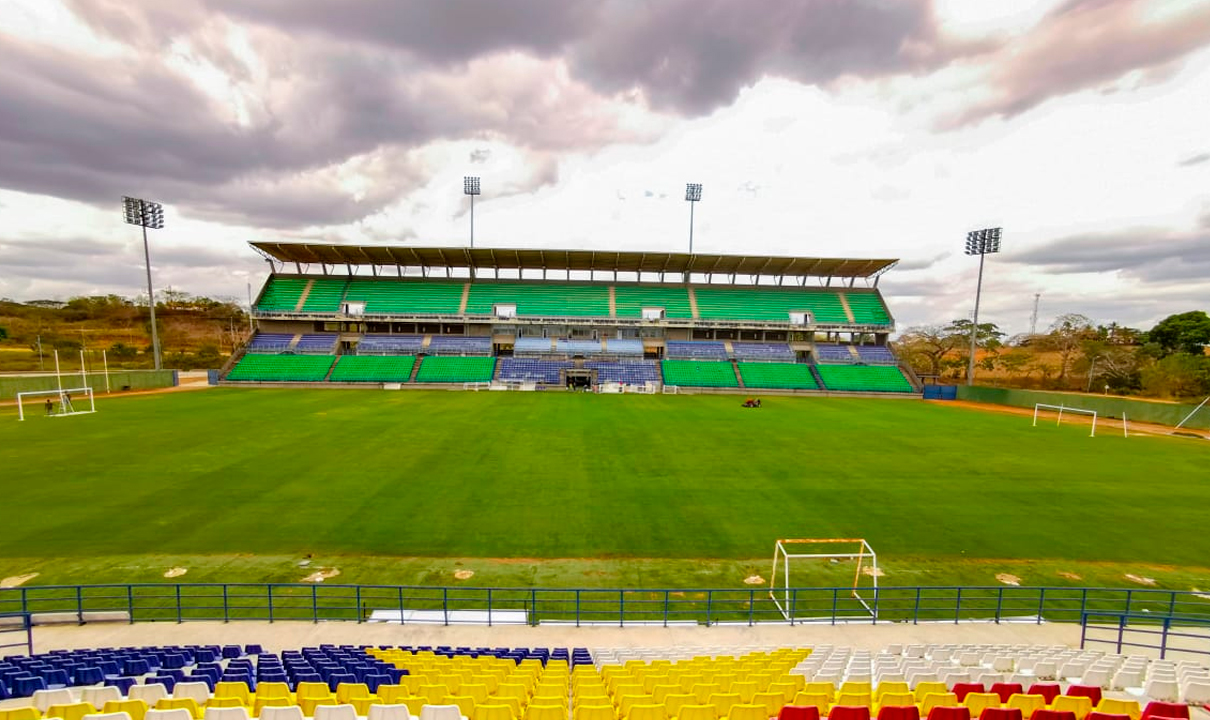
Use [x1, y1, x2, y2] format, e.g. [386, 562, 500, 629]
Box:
[0, 612, 33, 656]
[1081, 611, 1210, 659]
[2, 584, 1210, 627]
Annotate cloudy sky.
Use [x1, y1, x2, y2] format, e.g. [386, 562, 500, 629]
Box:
[1, 0, 1209, 335]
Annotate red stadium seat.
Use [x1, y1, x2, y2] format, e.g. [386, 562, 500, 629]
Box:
[830, 707, 872, 720]
[1085, 714, 1131, 720]
[877, 707, 920, 720]
[1030, 711, 1076, 720]
[778, 706, 820, 720]
[953, 686, 985, 703]
[1066, 688, 1103, 708]
[990, 686, 1024, 705]
[1139, 703, 1188, 720]
[927, 708, 972, 720]
[1026, 686, 1061, 705]
[979, 710, 1022, 720]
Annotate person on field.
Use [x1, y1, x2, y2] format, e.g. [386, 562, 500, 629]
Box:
[45, 397, 54, 416]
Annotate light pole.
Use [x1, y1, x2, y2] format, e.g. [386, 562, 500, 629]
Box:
[464, 176, 481, 248]
[964, 227, 1001, 386]
[685, 183, 702, 253]
[122, 196, 165, 370]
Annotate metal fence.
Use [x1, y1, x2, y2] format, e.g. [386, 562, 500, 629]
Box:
[1081, 611, 1210, 660]
[3, 584, 1210, 627]
[0, 613, 33, 656]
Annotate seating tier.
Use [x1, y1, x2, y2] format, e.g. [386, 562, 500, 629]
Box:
[226, 354, 335, 382]
[343, 280, 465, 315]
[255, 277, 308, 312]
[357, 335, 425, 353]
[247, 333, 295, 352]
[844, 291, 891, 324]
[694, 287, 849, 323]
[498, 358, 571, 384]
[661, 360, 739, 387]
[415, 357, 496, 383]
[465, 283, 611, 318]
[586, 361, 660, 384]
[613, 285, 693, 319]
[732, 342, 795, 362]
[329, 355, 416, 383]
[300, 279, 348, 313]
[816, 364, 914, 393]
[666, 341, 728, 360]
[738, 362, 818, 389]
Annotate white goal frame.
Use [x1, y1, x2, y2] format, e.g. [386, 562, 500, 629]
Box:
[1032, 403, 1100, 437]
[17, 387, 96, 421]
[769, 538, 878, 621]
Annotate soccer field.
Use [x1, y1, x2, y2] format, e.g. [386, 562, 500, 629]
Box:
[1, 388, 1207, 590]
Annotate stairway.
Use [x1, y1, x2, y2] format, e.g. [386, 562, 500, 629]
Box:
[732, 359, 746, 388]
[293, 280, 315, 312]
[408, 357, 423, 383]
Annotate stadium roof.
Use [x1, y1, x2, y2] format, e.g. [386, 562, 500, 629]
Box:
[250, 242, 898, 281]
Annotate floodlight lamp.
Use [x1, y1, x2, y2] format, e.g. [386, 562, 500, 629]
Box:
[463, 176, 481, 196]
[685, 183, 702, 202]
[122, 196, 165, 229]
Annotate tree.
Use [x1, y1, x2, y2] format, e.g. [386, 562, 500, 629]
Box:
[1146, 311, 1210, 356]
[1038, 313, 1096, 383]
[0, 326, 7, 340]
[998, 349, 1032, 380]
[1140, 353, 1210, 398]
[898, 324, 966, 376]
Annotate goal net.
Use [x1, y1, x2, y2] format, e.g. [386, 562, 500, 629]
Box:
[17, 387, 96, 421]
[1032, 403, 1101, 437]
[769, 538, 878, 621]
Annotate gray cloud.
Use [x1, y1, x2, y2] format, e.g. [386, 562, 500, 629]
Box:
[1179, 152, 1210, 167]
[946, 0, 1210, 126]
[894, 252, 950, 272]
[1006, 228, 1210, 284]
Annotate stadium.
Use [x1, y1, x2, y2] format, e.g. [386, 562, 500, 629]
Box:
[5, 2, 1210, 720]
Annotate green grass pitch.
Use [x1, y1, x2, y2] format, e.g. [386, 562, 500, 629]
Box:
[1, 388, 1207, 590]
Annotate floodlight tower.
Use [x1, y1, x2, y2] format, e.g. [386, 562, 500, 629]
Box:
[685, 183, 702, 253]
[964, 227, 1002, 386]
[464, 176, 481, 248]
[122, 196, 164, 370]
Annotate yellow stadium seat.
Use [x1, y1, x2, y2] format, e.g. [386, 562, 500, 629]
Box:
[152, 699, 198, 720]
[1095, 699, 1141, 720]
[620, 697, 655, 717]
[791, 692, 829, 715]
[1006, 695, 1046, 717]
[299, 697, 338, 717]
[377, 686, 410, 705]
[689, 687, 719, 706]
[751, 692, 785, 718]
[439, 676, 464, 694]
[575, 706, 617, 720]
[920, 693, 959, 715]
[214, 683, 254, 707]
[629, 705, 667, 720]
[839, 684, 872, 698]
[679, 678, 705, 694]
[653, 687, 682, 705]
[665, 695, 697, 719]
[475, 704, 518, 720]
[875, 685, 911, 703]
[963, 693, 1001, 718]
[725, 705, 766, 720]
[802, 684, 834, 703]
[257, 683, 294, 703]
[0, 710, 41, 720]
[526, 705, 567, 720]
[708, 694, 741, 718]
[206, 698, 245, 709]
[712, 676, 736, 694]
[730, 684, 758, 704]
[297, 684, 333, 701]
[833, 694, 871, 711]
[461, 685, 491, 705]
[674, 705, 717, 720]
[105, 700, 150, 720]
[877, 693, 916, 710]
[766, 683, 797, 704]
[422, 686, 454, 705]
[45, 703, 96, 720]
[913, 685, 948, 704]
[400, 698, 428, 717]
[1050, 697, 1092, 720]
[253, 697, 292, 715]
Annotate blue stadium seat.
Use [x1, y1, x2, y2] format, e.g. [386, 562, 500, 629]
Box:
[75, 667, 104, 685]
[14, 675, 45, 697]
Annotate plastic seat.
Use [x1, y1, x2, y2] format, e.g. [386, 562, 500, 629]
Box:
[526, 706, 568, 720]
[953, 687, 985, 704]
[369, 707, 413, 720]
[877, 685, 912, 703]
[1085, 714, 1131, 720]
[877, 707, 920, 720]
[1067, 690, 1103, 709]
[172, 683, 211, 705]
[76, 668, 106, 686]
[879, 695, 917, 710]
[1139, 703, 1188, 720]
[676, 705, 717, 720]
[145, 710, 194, 720]
[1006, 697, 1045, 718]
[990, 687, 1023, 706]
[82, 713, 135, 720]
[259, 708, 306, 720]
[83, 688, 124, 709]
[130, 686, 169, 707]
[1094, 701, 1140, 720]
[915, 686, 949, 704]
[47, 703, 99, 720]
[963, 695, 1000, 719]
[1030, 712, 1076, 720]
[926, 709, 971, 720]
[36, 689, 77, 713]
[202, 709, 250, 720]
[1027, 686, 1060, 706]
[154, 699, 202, 720]
[422, 706, 469, 720]
[16, 676, 49, 697]
[777, 707, 820, 720]
[104, 701, 150, 720]
[1050, 698, 1092, 720]
[829, 707, 872, 720]
[474, 706, 516, 720]
[314, 706, 358, 720]
[0, 710, 40, 720]
[977, 710, 1021, 720]
[575, 705, 617, 720]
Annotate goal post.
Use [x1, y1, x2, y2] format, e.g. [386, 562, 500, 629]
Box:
[769, 538, 878, 621]
[16, 387, 96, 421]
[1033, 403, 1097, 437]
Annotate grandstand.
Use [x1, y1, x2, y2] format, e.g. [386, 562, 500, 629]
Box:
[226, 244, 917, 394]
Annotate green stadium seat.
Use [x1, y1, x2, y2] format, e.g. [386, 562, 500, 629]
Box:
[465, 283, 610, 318]
[255, 277, 309, 312]
[329, 356, 416, 383]
[226, 354, 336, 382]
[301, 279, 349, 313]
[415, 356, 496, 383]
[815, 365, 914, 393]
[737, 363, 817, 390]
[344, 279, 465, 315]
[660, 360, 739, 388]
[843, 292, 891, 325]
[614, 286, 693, 319]
[694, 287, 849, 324]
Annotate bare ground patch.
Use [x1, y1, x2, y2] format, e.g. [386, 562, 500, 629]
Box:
[0, 573, 38, 588]
[163, 567, 187, 578]
[863, 566, 885, 578]
[1125, 573, 1157, 586]
[302, 568, 341, 583]
[743, 575, 765, 585]
[453, 570, 475, 580]
[996, 573, 1022, 586]
[1057, 571, 1083, 581]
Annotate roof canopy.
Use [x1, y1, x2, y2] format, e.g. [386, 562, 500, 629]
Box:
[251, 242, 898, 281]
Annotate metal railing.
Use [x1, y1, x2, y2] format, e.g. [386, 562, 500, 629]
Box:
[2, 585, 1210, 627]
[1081, 611, 1210, 659]
[0, 612, 33, 656]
